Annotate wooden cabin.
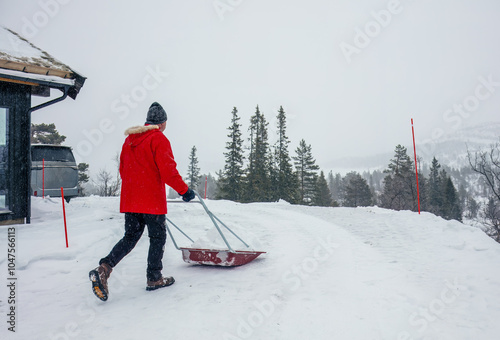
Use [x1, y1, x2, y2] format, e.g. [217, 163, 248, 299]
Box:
[0, 27, 85, 224]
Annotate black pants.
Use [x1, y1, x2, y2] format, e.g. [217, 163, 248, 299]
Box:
[100, 213, 166, 282]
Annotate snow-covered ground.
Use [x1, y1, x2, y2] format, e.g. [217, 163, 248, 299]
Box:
[1, 196, 500, 340]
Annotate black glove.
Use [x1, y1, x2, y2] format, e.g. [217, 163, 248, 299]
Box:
[181, 188, 195, 202]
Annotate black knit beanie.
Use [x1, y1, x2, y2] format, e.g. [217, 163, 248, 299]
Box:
[145, 102, 167, 125]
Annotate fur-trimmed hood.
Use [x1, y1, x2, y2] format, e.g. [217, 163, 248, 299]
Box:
[124, 125, 159, 136]
[123, 125, 160, 147]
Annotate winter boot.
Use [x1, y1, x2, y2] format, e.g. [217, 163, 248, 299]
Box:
[146, 276, 175, 291]
[89, 263, 112, 301]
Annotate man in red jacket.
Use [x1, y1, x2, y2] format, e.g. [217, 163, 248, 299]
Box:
[89, 102, 195, 301]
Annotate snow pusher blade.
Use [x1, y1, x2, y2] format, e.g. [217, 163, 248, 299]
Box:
[180, 248, 266, 267]
[166, 192, 265, 267]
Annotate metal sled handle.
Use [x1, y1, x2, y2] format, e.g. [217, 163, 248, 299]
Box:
[192, 191, 251, 251]
[166, 191, 250, 252]
[165, 216, 193, 250]
[192, 191, 234, 252]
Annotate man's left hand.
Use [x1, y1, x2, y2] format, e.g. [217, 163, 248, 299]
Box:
[181, 188, 195, 202]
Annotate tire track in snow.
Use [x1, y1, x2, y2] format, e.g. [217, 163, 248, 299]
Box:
[266, 205, 426, 339]
[208, 203, 399, 339]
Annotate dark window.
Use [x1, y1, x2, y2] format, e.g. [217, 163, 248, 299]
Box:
[31, 146, 75, 163]
[0, 107, 8, 211]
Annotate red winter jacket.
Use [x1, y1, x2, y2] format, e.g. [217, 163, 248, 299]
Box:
[119, 125, 188, 214]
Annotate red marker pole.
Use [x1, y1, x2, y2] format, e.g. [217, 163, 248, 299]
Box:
[61, 187, 69, 247]
[411, 119, 421, 214]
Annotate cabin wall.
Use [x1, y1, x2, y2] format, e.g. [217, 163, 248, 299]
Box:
[0, 82, 31, 224]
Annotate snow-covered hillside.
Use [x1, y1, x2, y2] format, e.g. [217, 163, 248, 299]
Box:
[1, 197, 500, 340]
[326, 121, 500, 174]
[417, 122, 500, 170]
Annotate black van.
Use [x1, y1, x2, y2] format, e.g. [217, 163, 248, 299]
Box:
[31, 145, 79, 202]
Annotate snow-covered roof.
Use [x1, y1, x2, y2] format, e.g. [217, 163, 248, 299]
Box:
[0, 26, 74, 78]
[0, 66, 75, 86]
[0, 26, 85, 98]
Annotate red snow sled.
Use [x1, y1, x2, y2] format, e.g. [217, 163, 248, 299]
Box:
[180, 248, 265, 267]
[166, 192, 265, 267]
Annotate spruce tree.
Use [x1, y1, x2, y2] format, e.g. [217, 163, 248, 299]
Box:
[439, 169, 449, 216]
[293, 139, 319, 205]
[187, 146, 201, 188]
[380, 144, 417, 211]
[77, 163, 90, 196]
[417, 173, 429, 212]
[218, 107, 245, 201]
[313, 171, 332, 206]
[442, 176, 462, 221]
[268, 152, 280, 202]
[428, 157, 443, 215]
[273, 106, 298, 203]
[343, 172, 373, 207]
[244, 105, 270, 202]
[327, 171, 335, 198]
[328, 172, 344, 203]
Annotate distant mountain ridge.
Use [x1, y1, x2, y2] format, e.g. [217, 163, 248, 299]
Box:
[418, 122, 500, 169]
[327, 122, 500, 174]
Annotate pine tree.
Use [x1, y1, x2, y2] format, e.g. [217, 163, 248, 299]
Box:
[293, 139, 319, 205]
[268, 150, 280, 202]
[370, 169, 385, 195]
[343, 172, 372, 207]
[428, 157, 443, 215]
[244, 105, 270, 202]
[218, 107, 245, 201]
[438, 169, 450, 216]
[328, 171, 343, 203]
[442, 176, 462, 221]
[327, 171, 335, 198]
[273, 106, 298, 203]
[31, 123, 66, 145]
[313, 171, 332, 206]
[187, 146, 201, 188]
[417, 173, 429, 212]
[380, 144, 417, 211]
[77, 163, 90, 196]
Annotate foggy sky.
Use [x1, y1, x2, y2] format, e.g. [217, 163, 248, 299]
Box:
[1, 0, 499, 177]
